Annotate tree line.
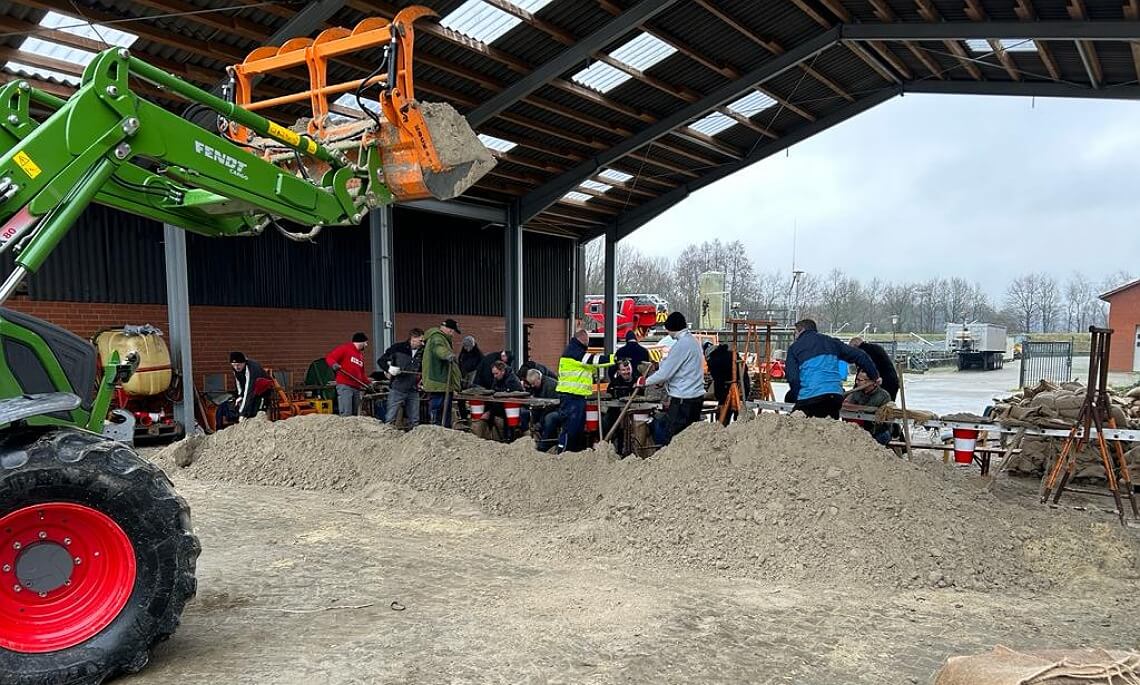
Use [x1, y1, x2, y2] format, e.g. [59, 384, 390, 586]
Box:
[582, 239, 1131, 334]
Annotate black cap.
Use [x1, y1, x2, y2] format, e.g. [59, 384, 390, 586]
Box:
[664, 311, 687, 332]
[443, 318, 461, 333]
[352, 332, 368, 343]
[229, 351, 246, 363]
[624, 330, 638, 342]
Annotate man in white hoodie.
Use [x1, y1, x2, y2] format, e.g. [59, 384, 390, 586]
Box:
[645, 312, 706, 445]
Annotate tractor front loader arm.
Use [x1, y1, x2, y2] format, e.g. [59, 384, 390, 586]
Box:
[0, 48, 383, 303]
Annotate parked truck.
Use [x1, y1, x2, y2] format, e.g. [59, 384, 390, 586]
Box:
[946, 323, 1007, 371]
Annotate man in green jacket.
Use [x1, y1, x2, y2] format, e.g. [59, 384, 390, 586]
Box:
[423, 318, 462, 426]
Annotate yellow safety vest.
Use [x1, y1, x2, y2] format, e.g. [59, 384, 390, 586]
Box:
[556, 352, 613, 397]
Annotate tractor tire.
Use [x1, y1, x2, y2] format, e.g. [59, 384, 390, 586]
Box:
[0, 426, 199, 684]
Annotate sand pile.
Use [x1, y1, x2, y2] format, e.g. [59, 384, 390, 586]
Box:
[157, 413, 1140, 591]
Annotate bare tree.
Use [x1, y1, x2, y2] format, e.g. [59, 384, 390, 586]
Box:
[1005, 274, 1040, 333]
[1037, 274, 1060, 332]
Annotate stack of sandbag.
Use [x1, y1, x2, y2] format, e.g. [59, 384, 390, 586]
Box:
[990, 380, 1140, 480]
[934, 646, 1140, 685]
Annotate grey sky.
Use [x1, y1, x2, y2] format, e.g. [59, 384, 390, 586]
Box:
[630, 93, 1140, 298]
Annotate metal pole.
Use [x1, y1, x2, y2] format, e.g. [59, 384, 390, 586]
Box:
[503, 202, 524, 358]
[369, 206, 394, 357]
[574, 239, 586, 337]
[604, 225, 617, 354]
[163, 223, 197, 435]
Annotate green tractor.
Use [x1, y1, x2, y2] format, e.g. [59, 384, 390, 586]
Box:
[0, 7, 491, 682]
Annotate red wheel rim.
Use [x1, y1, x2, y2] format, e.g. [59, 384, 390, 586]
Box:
[0, 503, 136, 653]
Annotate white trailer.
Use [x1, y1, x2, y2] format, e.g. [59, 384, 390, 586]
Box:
[946, 323, 1007, 371]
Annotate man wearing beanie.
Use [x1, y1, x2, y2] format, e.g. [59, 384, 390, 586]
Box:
[646, 312, 706, 444]
[325, 332, 370, 416]
[221, 351, 271, 427]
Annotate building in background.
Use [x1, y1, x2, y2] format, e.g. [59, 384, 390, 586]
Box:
[1099, 279, 1140, 373]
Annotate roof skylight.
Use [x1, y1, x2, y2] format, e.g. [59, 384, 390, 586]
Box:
[728, 91, 777, 117]
[563, 191, 592, 203]
[439, 0, 556, 45]
[598, 168, 634, 183]
[478, 133, 518, 153]
[38, 11, 138, 47]
[3, 12, 137, 85]
[571, 32, 677, 94]
[579, 180, 613, 193]
[688, 112, 735, 137]
[965, 38, 1037, 53]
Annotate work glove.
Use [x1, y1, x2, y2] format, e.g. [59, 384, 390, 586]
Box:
[332, 363, 341, 372]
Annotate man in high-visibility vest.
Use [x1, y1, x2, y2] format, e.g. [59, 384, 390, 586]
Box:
[554, 329, 613, 453]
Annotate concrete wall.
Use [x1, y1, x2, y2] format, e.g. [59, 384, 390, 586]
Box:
[1105, 286, 1140, 372]
[4, 297, 568, 389]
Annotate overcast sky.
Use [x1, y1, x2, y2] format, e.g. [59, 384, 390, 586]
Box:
[629, 93, 1140, 298]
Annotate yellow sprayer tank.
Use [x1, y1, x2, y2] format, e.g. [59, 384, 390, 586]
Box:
[94, 326, 172, 397]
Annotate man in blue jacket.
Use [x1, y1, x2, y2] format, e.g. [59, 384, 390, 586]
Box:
[786, 318, 880, 419]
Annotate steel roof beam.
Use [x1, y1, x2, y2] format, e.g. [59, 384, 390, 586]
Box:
[904, 80, 1140, 99]
[842, 21, 1140, 41]
[595, 87, 898, 243]
[465, 0, 683, 127]
[519, 27, 841, 224]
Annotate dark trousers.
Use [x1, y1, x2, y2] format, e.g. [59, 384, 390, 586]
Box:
[557, 394, 587, 451]
[660, 396, 704, 445]
[536, 411, 562, 451]
[794, 393, 843, 419]
[428, 392, 454, 427]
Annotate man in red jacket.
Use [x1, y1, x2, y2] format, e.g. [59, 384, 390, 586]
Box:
[326, 332, 369, 416]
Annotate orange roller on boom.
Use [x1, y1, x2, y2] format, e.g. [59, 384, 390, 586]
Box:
[229, 6, 493, 202]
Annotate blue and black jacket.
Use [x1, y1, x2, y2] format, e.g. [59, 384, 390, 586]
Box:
[786, 329, 878, 402]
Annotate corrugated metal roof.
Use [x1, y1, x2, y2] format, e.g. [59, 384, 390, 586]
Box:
[0, 0, 1134, 242]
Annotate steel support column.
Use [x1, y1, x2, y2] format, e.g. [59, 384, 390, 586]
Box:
[604, 225, 618, 354]
[369, 206, 395, 356]
[574, 239, 586, 337]
[504, 203, 524, 359]
[163, 224, 196, 435]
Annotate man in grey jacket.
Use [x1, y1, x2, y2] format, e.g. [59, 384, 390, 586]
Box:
[646, 312, 706, 445]
[377, 328, 424, 429]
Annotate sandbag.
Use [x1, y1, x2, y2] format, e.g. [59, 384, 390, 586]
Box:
[934, 646, 1140, 685]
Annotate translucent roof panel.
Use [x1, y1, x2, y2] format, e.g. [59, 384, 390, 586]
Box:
[728, 91, 777, 118]
[478, 133, 518, 152]
[4, 62, 80, 85]
[571, 60, 631, 93]
[439, 0, 556, 45]
[609, 32, 676, 71]
[598, 168, 634, 183]
[688, 112, 735, 137]
[580, 180, 613, 193]
[332, 93, 379, 112]
[571, 32, 676, 94]
[965, 38, 1037, 53]
[21, 38, 97, 67]
[38, 10, 138, 48]
[563, 191, 592, 203]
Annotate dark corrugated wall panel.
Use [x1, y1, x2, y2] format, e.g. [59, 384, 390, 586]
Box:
[523, 232, 574, 319]
[23, 204, 167, 305]
[16, 205, 572, 318]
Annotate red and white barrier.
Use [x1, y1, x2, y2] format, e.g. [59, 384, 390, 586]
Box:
[469, 401, 485, 421]
[504, 402, 522, 427]
[952, 428, 978, 465]
[585, 403, 600, 432]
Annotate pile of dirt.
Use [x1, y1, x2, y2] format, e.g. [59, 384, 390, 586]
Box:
[157, 413, 1140, 592]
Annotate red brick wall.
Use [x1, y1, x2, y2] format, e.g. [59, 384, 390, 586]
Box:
[4, 297, 568, 387]
[1106, 287, 1140, 372]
